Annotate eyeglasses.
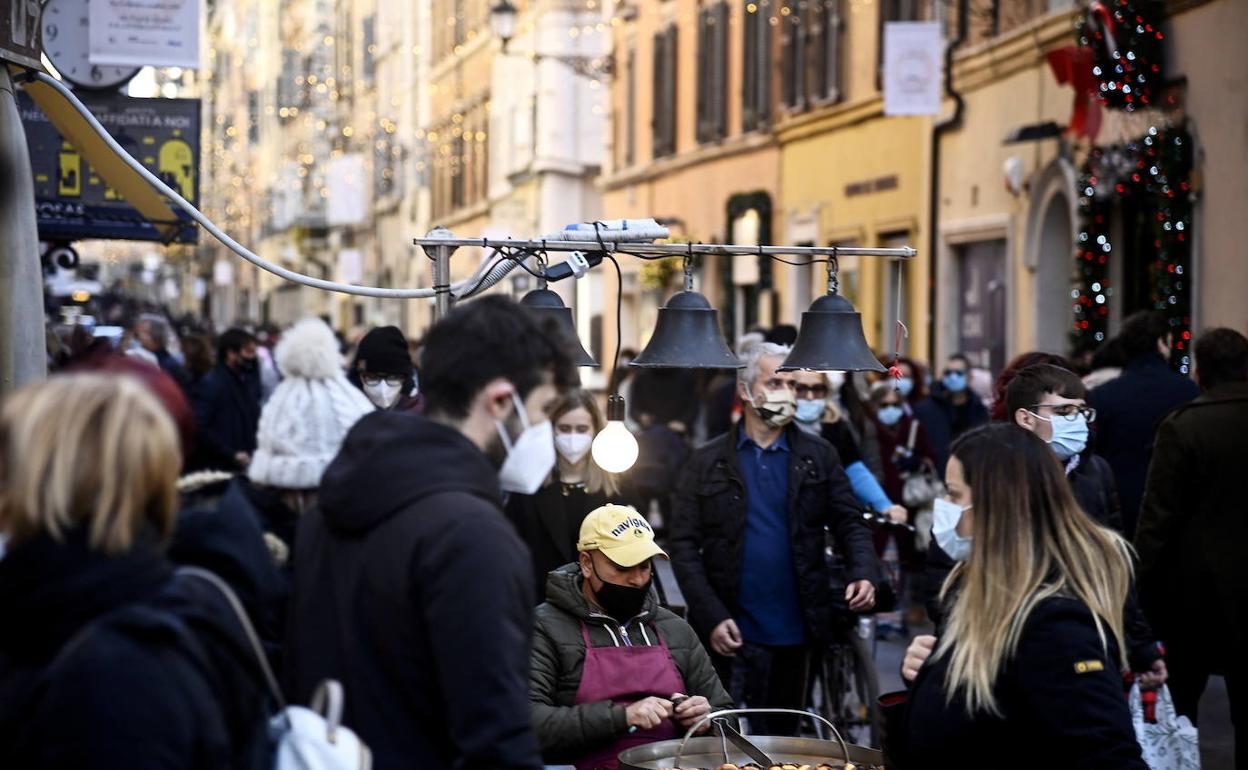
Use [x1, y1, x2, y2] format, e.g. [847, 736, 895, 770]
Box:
[795, 384, 828, 399]
[1029, 404, 1097, 423]
[362, 374, 405, 387]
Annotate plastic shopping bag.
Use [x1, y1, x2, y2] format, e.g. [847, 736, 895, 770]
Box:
[1130, 683, 1200, 770]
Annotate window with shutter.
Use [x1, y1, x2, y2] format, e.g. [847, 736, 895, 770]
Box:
[712, 2, 729, 138]
[697, 3, 730, 143]
[696, 6, 712, 143]
[742, 1, 772, 131]
[625, 49, 636, 166]
[652, 25, 678, 158]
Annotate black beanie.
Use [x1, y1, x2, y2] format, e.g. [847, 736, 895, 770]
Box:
[354, 326, 412, 376]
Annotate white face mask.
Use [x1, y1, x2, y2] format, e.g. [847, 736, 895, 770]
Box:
[496, 392, 556, 495]
[555, 432, 593, 464]
[363, 380, 401, 409]
[932, 497, 973, 562]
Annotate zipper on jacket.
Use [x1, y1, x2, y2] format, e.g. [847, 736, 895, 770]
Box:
[618, 626, 634, 647]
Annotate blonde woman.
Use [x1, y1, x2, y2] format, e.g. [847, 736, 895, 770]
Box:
[505, 389, 622, 601]
[896, 423, 1147, 769]
[0, 375, 269, 769]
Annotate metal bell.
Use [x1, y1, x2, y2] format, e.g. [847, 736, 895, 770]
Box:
[777, 293, 886, 372]
[631, 291, 743, 369]
[520, 289, 598, 367]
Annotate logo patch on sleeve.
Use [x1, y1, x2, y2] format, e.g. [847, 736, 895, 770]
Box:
[1074, 660, 1105, 674]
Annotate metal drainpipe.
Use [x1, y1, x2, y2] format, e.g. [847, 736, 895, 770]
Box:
[927, 0, 969, 367]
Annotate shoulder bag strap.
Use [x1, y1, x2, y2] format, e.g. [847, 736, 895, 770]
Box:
[176, 565, 287, 709]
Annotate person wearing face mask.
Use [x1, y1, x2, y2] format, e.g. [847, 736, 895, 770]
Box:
[894, 424, 1149, 770]
[529, 505, 731, 769]
[867, 381, 937, 511]
[791, 370, 906, 524]
[670, 343, 880, 735]
[286, 296, 579, 770]
[349, 325, 423, 413]
[189, 327, 263, 471]
[506, 390, 622, 601]
[913, 353, 989, 476]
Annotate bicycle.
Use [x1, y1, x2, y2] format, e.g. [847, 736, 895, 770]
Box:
[806, 513, 916, 748]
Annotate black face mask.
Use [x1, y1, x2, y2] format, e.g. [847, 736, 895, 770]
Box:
[591, 562, 651, 623]
[239, 357, 258, 373]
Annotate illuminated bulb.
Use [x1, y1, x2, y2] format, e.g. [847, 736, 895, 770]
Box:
[591, 395, 638, 474]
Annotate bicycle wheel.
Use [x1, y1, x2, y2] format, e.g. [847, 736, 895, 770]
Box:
[818, 633, 882, 747]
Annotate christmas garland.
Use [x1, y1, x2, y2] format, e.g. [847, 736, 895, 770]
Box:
[1076, 0, 1166, 112]
[1072, 124, 1194, 372]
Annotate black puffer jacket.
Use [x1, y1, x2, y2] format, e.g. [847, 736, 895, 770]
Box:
[669, 424, 880, 644]
[286, 411, 542, 770]
[530, 565, 733, 763]
[0, 529, 272, 770]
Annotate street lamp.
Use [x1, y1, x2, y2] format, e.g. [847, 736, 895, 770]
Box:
[491, 0, 519, 51]
[489, 0, 613, 79]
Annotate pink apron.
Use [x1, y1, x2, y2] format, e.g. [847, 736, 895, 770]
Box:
[571, 620, 688, 770]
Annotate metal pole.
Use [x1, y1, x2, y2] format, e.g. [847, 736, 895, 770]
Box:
[421, 226, 457, 321]
[0, 67, 46, 392]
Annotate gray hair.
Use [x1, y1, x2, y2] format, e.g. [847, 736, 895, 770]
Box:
[739, 342, 792, 387]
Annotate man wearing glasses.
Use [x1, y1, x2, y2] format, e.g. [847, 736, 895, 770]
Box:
[1004, 363, 1168, 690]
[349, 326, 423, 412]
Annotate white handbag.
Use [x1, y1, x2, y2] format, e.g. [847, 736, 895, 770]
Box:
[1130, 683, 1200, 770]
[178, 567, 372, 770]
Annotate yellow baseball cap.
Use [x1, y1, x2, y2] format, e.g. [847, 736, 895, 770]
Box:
[576, 504, 669, 568]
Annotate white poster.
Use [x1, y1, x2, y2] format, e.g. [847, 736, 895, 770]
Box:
[90, 0, 201, 70]
[326, 154, 369, 227]
[883, 21, 942, 117]
[337, 249, 363, 285]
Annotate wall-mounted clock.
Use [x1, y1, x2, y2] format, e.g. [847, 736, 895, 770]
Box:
[41, 0, 143, 90]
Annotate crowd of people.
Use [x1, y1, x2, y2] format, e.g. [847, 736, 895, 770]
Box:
[1, 299, 1244, 769]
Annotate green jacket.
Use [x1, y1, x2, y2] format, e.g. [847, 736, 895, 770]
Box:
[529, 564, 733, 762]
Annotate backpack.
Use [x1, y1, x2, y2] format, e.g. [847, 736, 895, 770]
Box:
[177, 567, 372, 770]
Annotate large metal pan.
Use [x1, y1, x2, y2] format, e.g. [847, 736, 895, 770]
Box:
[617, 709, 885, 770]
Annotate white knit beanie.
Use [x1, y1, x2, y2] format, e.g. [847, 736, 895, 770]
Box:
[249, 318, 374, 490]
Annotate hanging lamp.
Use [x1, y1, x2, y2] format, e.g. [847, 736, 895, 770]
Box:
[778, 255, 886, 373]
[520, 284, 598, 367]
[630, 255, 743, 370]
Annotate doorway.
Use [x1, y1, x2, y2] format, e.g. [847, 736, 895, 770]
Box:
[956, 239, 1007, 374]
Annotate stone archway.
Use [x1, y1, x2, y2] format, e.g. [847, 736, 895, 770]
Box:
[1026, 158, 1078, 354]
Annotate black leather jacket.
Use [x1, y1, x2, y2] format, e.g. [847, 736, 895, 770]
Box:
[669, 424, 880, 644]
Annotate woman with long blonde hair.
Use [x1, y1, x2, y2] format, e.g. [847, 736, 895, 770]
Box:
[505, 389, 623, 601]
[896, 423, 1147, 769]
[0, 374, 270, 769]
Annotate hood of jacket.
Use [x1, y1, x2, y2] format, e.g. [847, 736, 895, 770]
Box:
[543, 562, 659, 623]
[317, 411, 502, 535]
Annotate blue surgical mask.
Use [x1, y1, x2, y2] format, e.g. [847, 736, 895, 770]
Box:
[896, 377, 914, 397]
[942, 371, 968, 393]
[932, 498, 973, 561]
[1031, 411, 1089, 461]
[795, 398, 825, 424]
[877, 405, 904, 426]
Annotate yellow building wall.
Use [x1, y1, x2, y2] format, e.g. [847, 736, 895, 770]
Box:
[779, 106, 930, 356]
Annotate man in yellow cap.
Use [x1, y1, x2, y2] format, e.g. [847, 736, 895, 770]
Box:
[528, 504, 732, 770]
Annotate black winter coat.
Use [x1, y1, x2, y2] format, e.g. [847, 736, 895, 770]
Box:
[896, 596, 1147, 770]
[1089, 353, 1199, 536]
[190, 363, 262, 470]
[1136, 381, 1248, 670]
[286, 411, 542, 770]
[912, 388, 990, 475]
[0, 529, 272, 770]
[505, 477, 609, 601]
[669, 424, 880, 644]
[923, 449, 1161, 671]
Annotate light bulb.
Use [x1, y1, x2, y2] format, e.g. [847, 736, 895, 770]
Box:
[590, 394, 638, 473]
[592, 420, 638, 474]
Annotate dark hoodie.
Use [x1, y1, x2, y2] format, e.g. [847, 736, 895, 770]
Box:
[0, 528, 272, 770]
[285, 411, 542, 770]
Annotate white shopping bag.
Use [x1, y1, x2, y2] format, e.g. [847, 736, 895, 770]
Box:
[1130, 683, 1201, 770]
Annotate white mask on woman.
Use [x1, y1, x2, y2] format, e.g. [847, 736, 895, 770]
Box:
[932, 498, 973, 561]
[555, 432, 593, 464]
